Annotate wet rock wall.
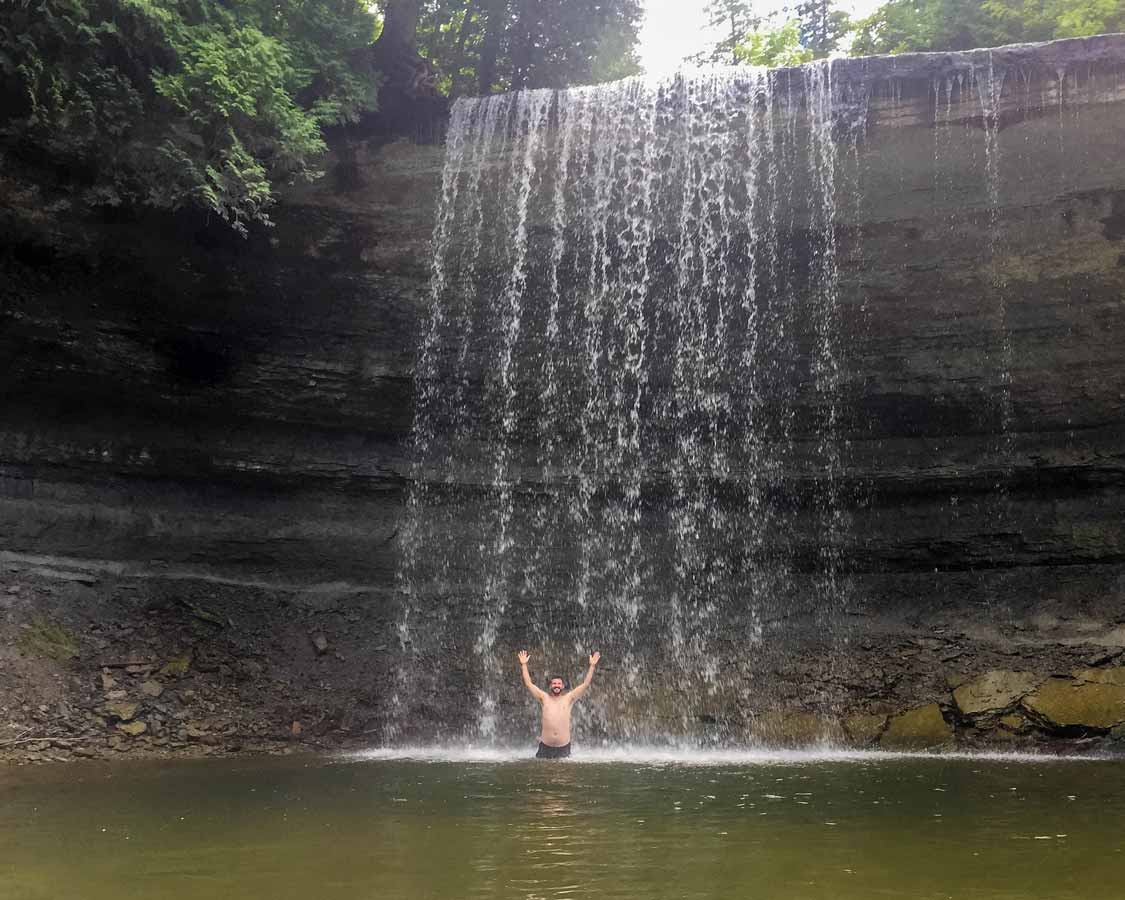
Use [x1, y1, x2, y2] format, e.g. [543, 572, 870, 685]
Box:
[1, 36, 1125, 755]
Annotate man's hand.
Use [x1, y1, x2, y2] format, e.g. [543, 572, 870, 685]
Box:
[518, 650, 546, 700]
[569, 651, 600, 701]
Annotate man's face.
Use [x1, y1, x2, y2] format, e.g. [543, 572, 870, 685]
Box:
[549, 678, 564, 696]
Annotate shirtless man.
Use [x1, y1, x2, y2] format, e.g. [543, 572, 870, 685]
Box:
[518, 649, 600, 759]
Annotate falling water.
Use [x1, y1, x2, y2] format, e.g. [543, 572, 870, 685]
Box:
[390, 41, 1123, 743]
[393, 60, 865, 742]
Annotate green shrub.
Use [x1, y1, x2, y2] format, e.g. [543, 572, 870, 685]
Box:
[0, 0, 381, 233]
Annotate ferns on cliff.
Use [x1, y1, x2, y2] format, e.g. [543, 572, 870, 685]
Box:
[0, 0, 381, 233]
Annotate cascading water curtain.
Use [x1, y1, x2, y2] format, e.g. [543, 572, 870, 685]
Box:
[396, 61, 853, 743]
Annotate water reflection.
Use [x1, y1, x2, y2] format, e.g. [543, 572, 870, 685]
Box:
[0, 756, 1122, 900]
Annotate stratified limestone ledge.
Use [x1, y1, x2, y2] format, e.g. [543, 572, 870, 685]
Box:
[880, 703, 954, 749]
[952, 671, 1044, 716]
[1023, 678, 1125, 730]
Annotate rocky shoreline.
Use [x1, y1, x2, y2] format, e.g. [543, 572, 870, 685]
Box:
[4, 557, 1124, 765]
[0, 555, 396, 766]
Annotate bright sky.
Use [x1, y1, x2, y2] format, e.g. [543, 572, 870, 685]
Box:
[638, 0, 885, 76]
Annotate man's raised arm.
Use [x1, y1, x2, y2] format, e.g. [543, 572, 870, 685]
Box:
[567, 651, 601, 701]
[518, 650, 547, 701]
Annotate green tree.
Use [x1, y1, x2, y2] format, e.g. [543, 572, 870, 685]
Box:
[413, 0, 641, 96]
[702, 0, 758, 64]
[851, 0, 1123, 55]
[735, 20, 815, 67]
[982, 0, 1125, 40]
[793, 0, 851, 57]
[0, 0, 381, 233]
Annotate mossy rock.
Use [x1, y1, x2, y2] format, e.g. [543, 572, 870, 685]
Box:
[1070, 667, 1125, 687]
[158, 652, 192, 678]
[750, 711, 842, 747]
[115, 721, 147, 737]
[952, 670, 1042, 715]
[1023, 678, 1125, 730]
[843, 713, 887, 746]
[999, 713, 1027, 731]
[102, 701, 140, 722]
[880, 703, 953, 750]
[18, 617, 79, 662]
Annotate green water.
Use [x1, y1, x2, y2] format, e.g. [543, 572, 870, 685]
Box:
[1, 750, 1122, 900]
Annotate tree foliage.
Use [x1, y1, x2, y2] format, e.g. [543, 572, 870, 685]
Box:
[414, 0, 643, 96]
[0, 0, 381, 233]
[735, 20, 814, 68]
[701, 0, 758, 65]
[792, 0, 851, 57]
[699, 0, 849, 67]
[851, 0, 1125, 55]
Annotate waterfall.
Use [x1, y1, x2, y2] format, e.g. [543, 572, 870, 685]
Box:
[391, 44, 1110, 744]
[394, 60, 859, 742]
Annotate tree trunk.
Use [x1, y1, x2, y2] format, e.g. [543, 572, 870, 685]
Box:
[510, 0, 536, 90]
[451, 2, 480, 95]
[478, 0, 508, 95]
[376, 0, 421, 57]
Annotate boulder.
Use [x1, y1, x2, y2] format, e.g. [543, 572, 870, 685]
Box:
[843, 713, 887, 746]
[115, 721, 147, 737]
[139, 680, 164, 698]
[310, 634, 329, 655]
[1023, 678, 1125, 729]
[880, 704, 953, 749]
[952, 670, 1042, 715]
[1070, 667, 1125, 686]
[999, 713, 1027, 731]
[750, 711, 842, 747]
[102, 701, 140, 722]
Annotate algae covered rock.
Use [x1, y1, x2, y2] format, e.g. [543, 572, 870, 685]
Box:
[18, 617, 79, 662]
[844, 713, 887, 746]
[1070, 667, 1125, 686]
[953, 670, 1042, 715]
[159, 652, 192, 678]
[881, 703, 953, 749]
[999, 713, 1027, 731]
[1023, 678, 1125, 729]
[750, 711, 842, 747]
[102, 701, 140, 722]
[115, 721, 147, 737]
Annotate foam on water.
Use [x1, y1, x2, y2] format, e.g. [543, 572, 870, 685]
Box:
[346, 744, 1102, 766]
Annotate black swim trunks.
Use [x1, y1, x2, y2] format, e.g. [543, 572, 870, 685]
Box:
[536, 741, 571, 759]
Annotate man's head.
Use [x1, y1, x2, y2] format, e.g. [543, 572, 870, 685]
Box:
[548, 677, 566, 696]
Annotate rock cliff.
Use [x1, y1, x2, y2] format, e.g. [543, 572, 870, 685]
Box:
[1, 36, 1125, 759]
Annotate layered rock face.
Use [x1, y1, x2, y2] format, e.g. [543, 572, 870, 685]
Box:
[1, 36, 1125, 756]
